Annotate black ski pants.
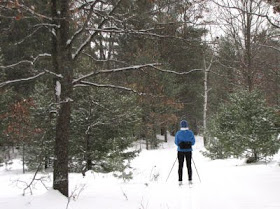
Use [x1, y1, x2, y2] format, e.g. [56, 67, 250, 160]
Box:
[177, 151, 192, 181]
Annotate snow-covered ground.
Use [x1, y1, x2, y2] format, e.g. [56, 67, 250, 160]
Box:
[1, 134, 280, 209]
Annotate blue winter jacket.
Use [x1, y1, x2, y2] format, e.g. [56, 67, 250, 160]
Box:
[175, 129, 195, 152]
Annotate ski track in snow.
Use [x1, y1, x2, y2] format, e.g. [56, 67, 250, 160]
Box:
[1, 134, 280, 209]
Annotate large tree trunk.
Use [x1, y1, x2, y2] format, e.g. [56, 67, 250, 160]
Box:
[52, 0, 72, 197]
[53, 96, 71, 197]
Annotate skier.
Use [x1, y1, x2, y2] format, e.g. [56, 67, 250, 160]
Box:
[175, 120, 195, 186]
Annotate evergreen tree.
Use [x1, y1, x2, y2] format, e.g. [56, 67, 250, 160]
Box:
[161, 26, 206, 134]
[115, 0, 181, 148]
[0, 0, 51, 95]
[69, 86, 141, 174]
[204, 90, 280, 162]
[24, 82, 56, 171]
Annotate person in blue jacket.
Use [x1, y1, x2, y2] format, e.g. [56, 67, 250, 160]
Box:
[175, 120, 195, 185]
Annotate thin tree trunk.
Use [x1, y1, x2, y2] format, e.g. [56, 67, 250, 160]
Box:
[203, 59, 208, 145]
[243, 0, 253, 92]
[164, 128, 168, 142]
[203, 53, 213, 146]
[86, 133, 92, 171]
[145, 136, 149, 150]
[22, 142, 25, 174]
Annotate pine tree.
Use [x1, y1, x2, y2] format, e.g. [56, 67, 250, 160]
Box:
[69, 86, 141, 174]
[24, 82, 56, 171]
[205, 90, 280, 162]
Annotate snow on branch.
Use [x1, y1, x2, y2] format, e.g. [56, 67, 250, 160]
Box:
[15, 24, 59, 45]
[71, 0, 105, 12]
[0, 53, 51, 69]
[67, 1, 98, 47]
[82, 51, 129, 65]
[0, 60, 33, 69]
[83, 27, 200, 42]
[0, 70, 62, 88]
[72, 0, 124, 60]
[0, 72, 45, 88]
[85, 121, 106, 135]
[149, 65, 203, 75]
[44, 70, 63, 78]
[73, 63, 202, 87]
[15, 26, 44, 45]
[74, 81, 145, 96]
[72, 63, 161, 85]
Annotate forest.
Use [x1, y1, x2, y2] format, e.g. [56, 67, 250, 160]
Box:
[0, 0, 279, 197]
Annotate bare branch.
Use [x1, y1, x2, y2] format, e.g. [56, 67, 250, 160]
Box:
[81, 51, 129, 65]
[66, 184, 86, 209]
[83, 27, 202, 42]
[0, 53, 51, 69]
[15, 24, 59, 45]
[1, 1, 52, 21]
[21, 131, 52, 196]
[258, 43, 280, 52]
[72, 63, 161, 85]
[23, 161, 43, 196]
[74, 81, 167, 99]
[73, 63, 202, 90]
[212, 0, 280, 28]
[150, 65, 203, 75]
[67, 1, 99, 47]
[15, 26, 43, 45]
[0, 70, 62, 88]
[0, 72, 45, 88]
[70, 0, 105, 12]
[0, 60, 33, 69]
[85, 121, 106, 135]
[44, 70, 63, 78]
[72, 0, 124, 60]
[74, 81, 145, 95]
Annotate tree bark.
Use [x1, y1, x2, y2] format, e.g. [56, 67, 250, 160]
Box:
[22, 142, 25, 174]
[164, 128, 168, 142]
[203, 57, 209, 146]
[203, 52, 214, 146]
[53, 98, 71, 197]
[52, 0, 73, 197]
[86, 133, 92, 171]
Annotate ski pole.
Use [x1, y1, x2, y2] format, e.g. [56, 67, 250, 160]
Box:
[166, 156, 177, 182]
[192, 157, 201, 183]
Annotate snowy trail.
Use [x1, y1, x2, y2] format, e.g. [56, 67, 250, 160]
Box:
[178, 184, 196, 209]
[1, 134, 280, 209]
[126, 134, 205, 209]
